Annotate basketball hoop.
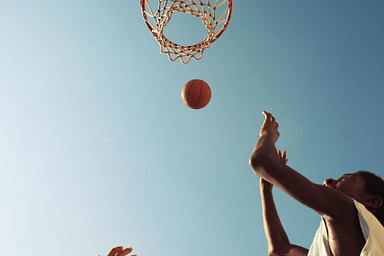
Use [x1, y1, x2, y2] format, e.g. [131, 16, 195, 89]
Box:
[140, 0, 233, 64]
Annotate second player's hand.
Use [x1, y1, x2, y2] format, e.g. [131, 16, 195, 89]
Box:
[100, 246, 136, 256]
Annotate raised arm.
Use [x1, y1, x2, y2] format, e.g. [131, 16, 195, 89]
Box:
[249, 112, 355, 220]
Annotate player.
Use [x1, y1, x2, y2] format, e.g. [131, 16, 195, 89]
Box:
[100, 246, 136, 256]
[249, 111, 384, 256]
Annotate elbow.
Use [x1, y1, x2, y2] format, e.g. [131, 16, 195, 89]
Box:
[268, 249, 284, 256]
[268, 251, 278, 256]
[249, 155, 259, 170]
[267, 243, 292, 256]
[249, 152, 266, 176]
[267, 245, 280, 256]
[249, 149, 277, 177]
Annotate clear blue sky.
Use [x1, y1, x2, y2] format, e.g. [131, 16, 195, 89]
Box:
[0, 1, 383, 256]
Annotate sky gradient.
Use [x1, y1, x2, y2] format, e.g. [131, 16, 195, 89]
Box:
[0, 1, 383, 256]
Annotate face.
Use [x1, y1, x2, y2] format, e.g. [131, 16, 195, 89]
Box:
[323, 173, 367, 202]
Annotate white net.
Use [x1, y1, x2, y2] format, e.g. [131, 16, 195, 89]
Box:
[141, 0, 233, 64]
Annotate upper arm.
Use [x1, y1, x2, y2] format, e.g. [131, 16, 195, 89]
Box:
[251, 154, 355, 220]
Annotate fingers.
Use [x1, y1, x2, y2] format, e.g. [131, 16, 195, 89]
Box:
[262, 111, 279, 128]
[262, 111, 273, 122]
[261, 111, 281, 141]
[277, 150, 288, 164]
[262, 110, 268, 117]
[107, 246, 123, 256]
[107, 247, 133, 256]
[262, 111, 274, 120]
[117, 248, 134, 256]
[282, 150, 288, 163]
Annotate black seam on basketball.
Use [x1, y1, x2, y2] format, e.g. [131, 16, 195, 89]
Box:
[188, 80, 195, 108]
[196, 80, 203, 109]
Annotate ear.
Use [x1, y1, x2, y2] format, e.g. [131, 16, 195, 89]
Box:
[364, 195, 383, 210]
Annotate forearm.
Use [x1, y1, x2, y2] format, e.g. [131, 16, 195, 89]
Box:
[261, 184, 309, 256]
[261, 185, 290, 251]
[253, 134, 278, 158]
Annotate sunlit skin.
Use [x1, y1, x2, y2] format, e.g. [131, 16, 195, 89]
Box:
[250, 111, 382, 256]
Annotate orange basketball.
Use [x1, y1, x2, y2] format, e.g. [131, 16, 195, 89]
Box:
[181, 79, 211, 109]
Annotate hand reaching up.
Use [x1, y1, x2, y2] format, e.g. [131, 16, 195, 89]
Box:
[260, 111, 280, 142]
[99, 246, 136, 256]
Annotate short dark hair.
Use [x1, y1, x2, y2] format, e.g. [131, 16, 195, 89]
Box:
[354, 171, 384, 226]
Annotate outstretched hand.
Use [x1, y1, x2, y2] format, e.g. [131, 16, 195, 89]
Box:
[99, 246, 136, 256]
[260, 111, 280, 142]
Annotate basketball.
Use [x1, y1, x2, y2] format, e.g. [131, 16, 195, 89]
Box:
[181, 79, 211, 109]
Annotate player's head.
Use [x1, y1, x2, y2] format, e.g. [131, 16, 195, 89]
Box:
[324, 171, 384, 226]
[354, 171, 384, 226]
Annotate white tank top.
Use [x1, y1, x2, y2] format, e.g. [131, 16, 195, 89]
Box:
[307, 199, 384, 256]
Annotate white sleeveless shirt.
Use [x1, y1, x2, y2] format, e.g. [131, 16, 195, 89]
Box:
[308, 200, 384, 256]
